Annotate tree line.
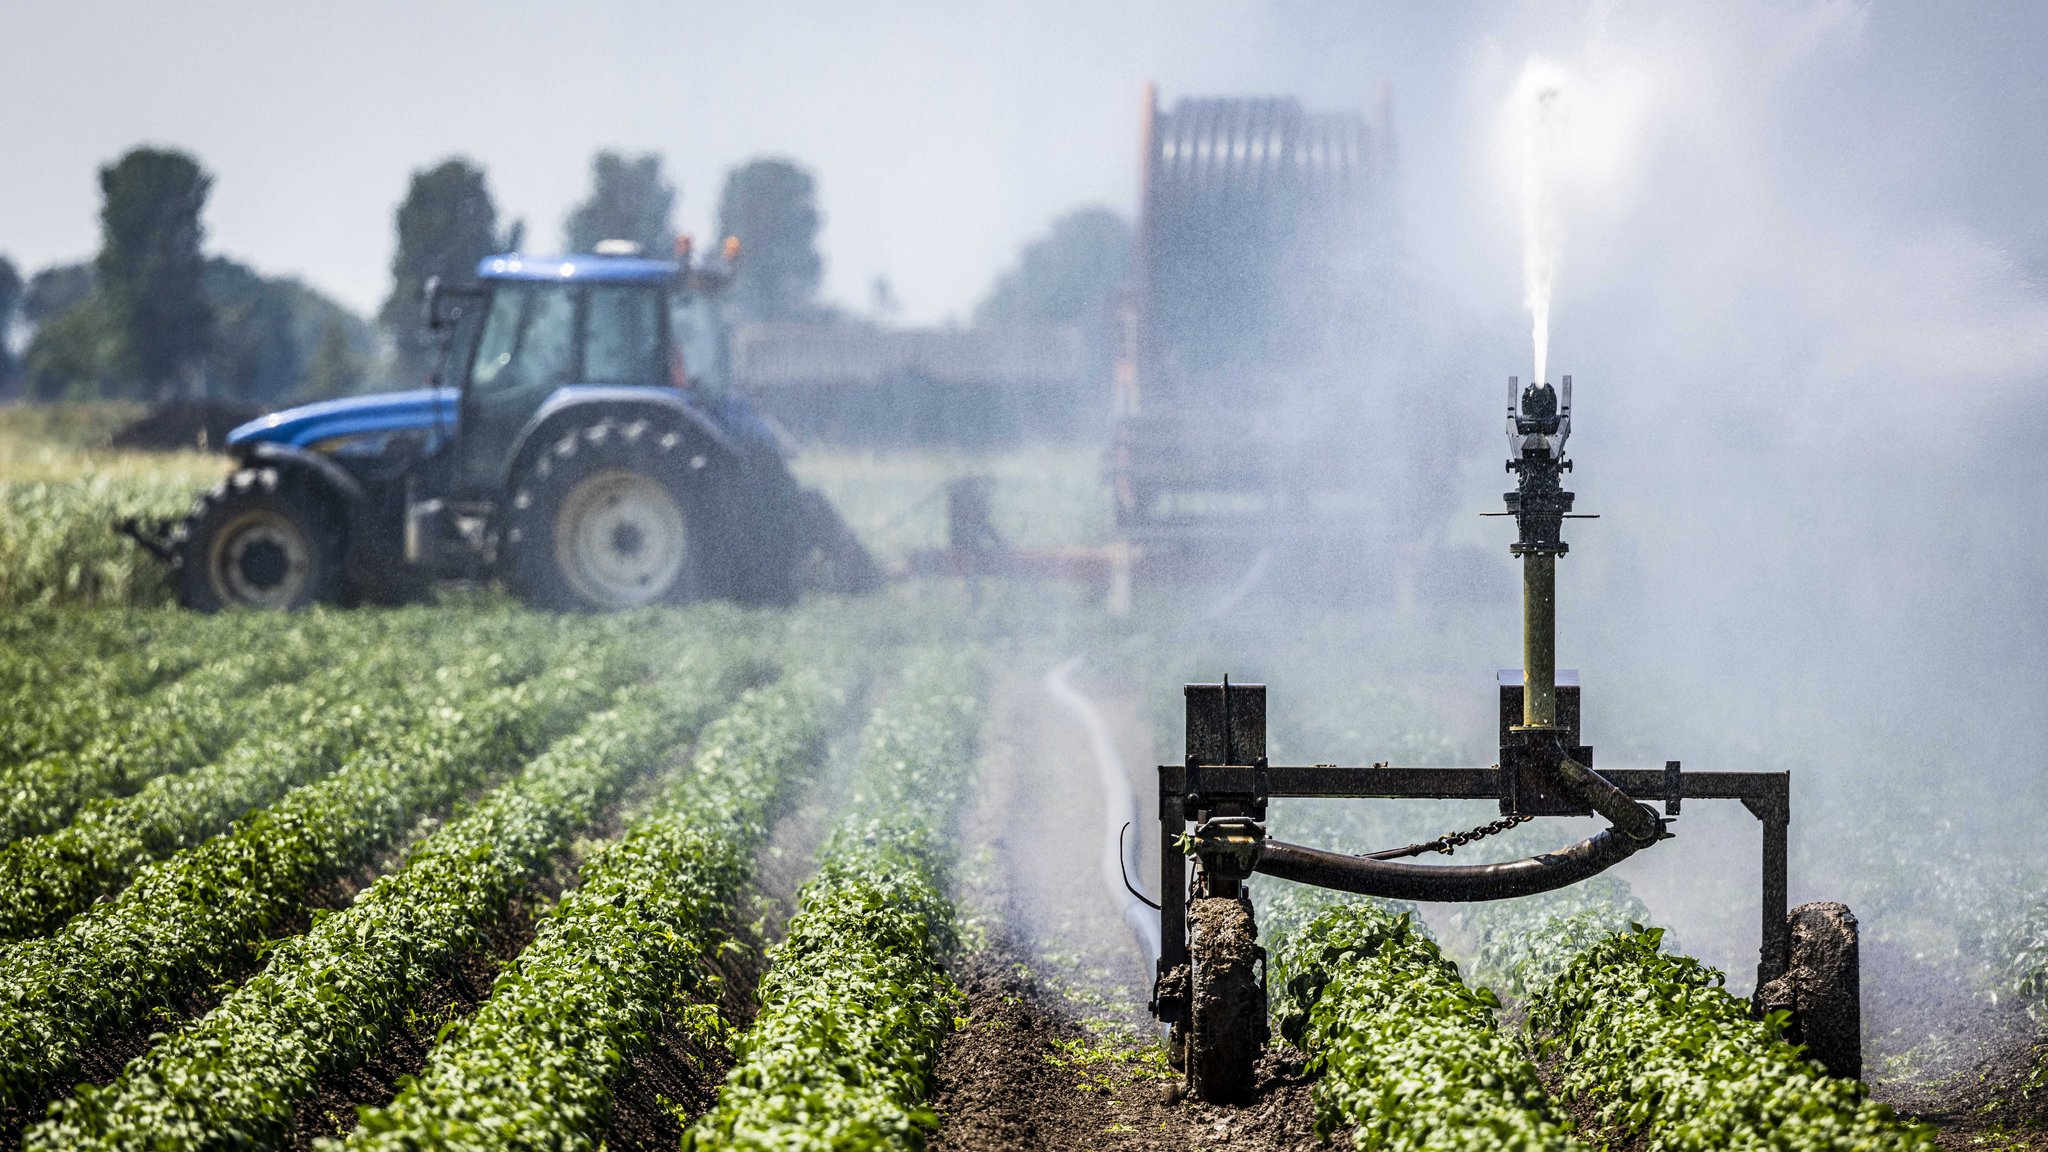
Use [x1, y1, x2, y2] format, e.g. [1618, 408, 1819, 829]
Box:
[0, 143, 1132, 406]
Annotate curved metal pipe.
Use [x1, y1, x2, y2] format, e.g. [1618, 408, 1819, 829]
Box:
[1555, 755, 1662, 844]
[1254, 826, 1646, 903]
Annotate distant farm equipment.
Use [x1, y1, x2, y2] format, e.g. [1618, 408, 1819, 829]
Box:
[123, 241, 875, 612]
[1111, 86, 1399, 589]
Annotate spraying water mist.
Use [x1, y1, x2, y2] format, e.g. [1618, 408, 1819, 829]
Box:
[1517, 60, 1567, 387]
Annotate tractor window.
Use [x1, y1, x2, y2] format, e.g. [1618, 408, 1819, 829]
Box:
[583, 285, 663, 385]
[669, 291, 729, 395]
[464, 283, 577, 485]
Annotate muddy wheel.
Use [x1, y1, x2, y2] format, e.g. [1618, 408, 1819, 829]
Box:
[1756, 901, 1861, 1081]
[1187, 896, 1264, 1103]
[171, 467, 345, 612]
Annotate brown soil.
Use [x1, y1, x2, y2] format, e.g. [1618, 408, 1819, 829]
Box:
[1862, 938, 2048, 1148]
[929, 944, 1321, 1152]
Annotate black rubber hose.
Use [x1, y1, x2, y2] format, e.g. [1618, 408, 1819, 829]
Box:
[1254, 826, 1645, 903]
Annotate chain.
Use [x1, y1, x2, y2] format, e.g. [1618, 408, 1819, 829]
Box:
[1362, 813, 1534, 861]
[1419, 813, 1532, 856]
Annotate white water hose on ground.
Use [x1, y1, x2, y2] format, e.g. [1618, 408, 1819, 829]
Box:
[1045, 657, 1162, 962]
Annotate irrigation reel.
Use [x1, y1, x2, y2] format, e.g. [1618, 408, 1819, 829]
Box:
[1146, 377, 1862, 1103]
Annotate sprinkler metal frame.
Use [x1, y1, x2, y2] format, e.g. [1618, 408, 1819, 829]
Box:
[1148, 374, 1853, 1097]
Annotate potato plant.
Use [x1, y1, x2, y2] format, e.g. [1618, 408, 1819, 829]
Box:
[0, 474, 203, 609]
[685, 651, 982, 1152]
[1526, 927, 1933, 1151]
[27, 642, 758, 1151]
[0, 640, 633, 1120]
[341, 665, 851, 1151]
[1274, 903, 1583, 1152]
[0, 614, 553, 941]
[1460, 876, 1652, 1002]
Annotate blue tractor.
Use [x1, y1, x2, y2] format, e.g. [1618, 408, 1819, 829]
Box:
[133, 243, 875, 611]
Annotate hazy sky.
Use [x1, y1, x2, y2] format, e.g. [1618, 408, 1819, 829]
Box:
[0, 2, 1467, 324]
[6, 1, 2046, 330]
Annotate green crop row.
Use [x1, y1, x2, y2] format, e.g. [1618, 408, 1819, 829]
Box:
[28, 640, 758, 1151]
[0, 612, 554, 941]
[1274, 903, 1583, 1152]
[0, 613, 358, 844]
[685, 651, 983, 1152]
[1526, 927, 1931, 1151]
[341, 663, 852, 1151]
[0, 632, 635, 1120]
[1460, 876, 1653, 1002]
[0, 609, 182, 712]
[0, 619, 219, 771]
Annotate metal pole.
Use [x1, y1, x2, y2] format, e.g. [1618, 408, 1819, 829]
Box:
[1759, 791, 1790, 988]
[1158, 769, 1187, 976]
[1522, 551, 1557, 729]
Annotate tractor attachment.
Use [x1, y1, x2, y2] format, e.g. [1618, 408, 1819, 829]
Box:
[1148, 375, 1859, 1103]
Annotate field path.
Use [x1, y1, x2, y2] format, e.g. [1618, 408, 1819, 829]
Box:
[934, 661, 1318, 1151]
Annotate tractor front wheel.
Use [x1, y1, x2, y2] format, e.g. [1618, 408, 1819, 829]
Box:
[501, 418, 707, 612]
[171, 467, 346, 612]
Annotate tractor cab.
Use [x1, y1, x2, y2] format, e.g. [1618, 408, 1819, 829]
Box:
[424, 247, 737, 492]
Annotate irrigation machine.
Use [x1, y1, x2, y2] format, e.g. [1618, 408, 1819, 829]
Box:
[1148, 376, 1861, 1102]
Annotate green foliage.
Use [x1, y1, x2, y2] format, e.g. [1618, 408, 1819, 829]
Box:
[381, 158, 504, 379]
[0, 611, 547, 940]
[202, 258, 378, 402]
[22, 295, 122, 400]
[305, 317, 367, 396]
[0, 473, 201, 605]
[717, 158, 824, 324]
[0, 633, 633, 1121]
[96, 148, 216, 395]
[565, 151, 677, 256]
[1526, 926, 1933, 1150]
[685, 651, 982, 1152]
[340, 666, 848, 1151]
[973, 206, 1132, 332]
[0, 615, 347, 845]
[18, 255, 373, 403]
[1462, 876, 1652, 1001]
[1274, 903, 1583, 1152]
[28, 640, 754, 1151]
[21, 263, 94, 327]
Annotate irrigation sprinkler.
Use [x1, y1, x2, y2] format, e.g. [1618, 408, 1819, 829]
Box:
[1147, 376, 1861, 1103]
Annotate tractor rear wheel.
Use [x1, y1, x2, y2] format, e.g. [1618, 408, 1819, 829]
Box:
[501, 417, 707, 611]
[171, 467, 345, 612]
[1186, 896, 1266, 1103]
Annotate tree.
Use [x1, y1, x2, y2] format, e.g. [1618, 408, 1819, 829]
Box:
[0, 256, 21, 389]
[96, 147, 215, 397]
[22, 297, 117, 399]
[22, 263, 95, 326]
[204, 258, 301, 402]
[564, 152, 676, 255]
[305, 317, 367, 396]
[716, 158, 824, 323]
[380, 158, 503, 381]
[973, 207, 1133, 329]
